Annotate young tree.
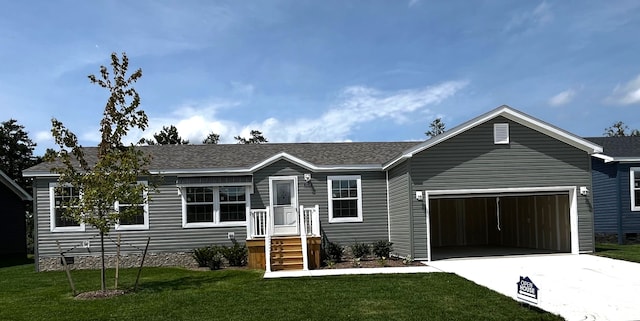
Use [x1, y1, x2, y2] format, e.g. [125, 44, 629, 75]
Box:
[604, 121, 640, 137]
[142, 125, 189, 145]
[0, 119, 39, 189]
[234, 130, 268, 144]
[425, 117, 446, 138]
[49, 52, 151, 291]
[202, 132, 220, 144]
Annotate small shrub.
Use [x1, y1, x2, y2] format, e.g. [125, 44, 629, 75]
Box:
[377, 257, 388, 267]
[221, 240, 248, 266]
[193, 246, 215, 267]
[350, 241, 370, 259]
[372, 240, 393, 259]
[402, 255, 414, 265]
[351, 257, 361, 268]
[208, 252, 224, 270]
[325, 242, 344, 262]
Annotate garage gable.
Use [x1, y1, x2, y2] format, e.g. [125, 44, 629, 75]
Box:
[383, 105, 603, 170]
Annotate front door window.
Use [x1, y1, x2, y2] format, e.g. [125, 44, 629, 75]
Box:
[271, 178, 298, 235]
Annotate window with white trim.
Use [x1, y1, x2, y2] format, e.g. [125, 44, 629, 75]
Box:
[115, 182, 149, 230]
[181, 185, 249, 227]
[632, 168, 640, 211]
[327, 175, 363, 223]
[49, 184, 85, 232]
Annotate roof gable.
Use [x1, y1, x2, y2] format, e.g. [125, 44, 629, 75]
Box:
[383, 105, 603, 170]
[0, 170, 32, 201]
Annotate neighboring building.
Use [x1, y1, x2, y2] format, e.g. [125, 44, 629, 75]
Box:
[24, 105, 603, 271]
[585, 136, 640, 244]
[0, 170, 32, 258]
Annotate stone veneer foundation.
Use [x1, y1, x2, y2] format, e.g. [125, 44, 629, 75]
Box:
[38, 252, 199, 271]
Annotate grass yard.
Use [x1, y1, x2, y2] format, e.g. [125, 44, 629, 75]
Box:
[595, 242, 640, 263]
[0, 262, 562, 321]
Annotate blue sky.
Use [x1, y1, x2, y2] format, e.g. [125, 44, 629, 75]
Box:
[1, 1, 639, 155]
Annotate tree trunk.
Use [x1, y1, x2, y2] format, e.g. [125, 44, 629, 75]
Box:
[100, 231, 106, 291]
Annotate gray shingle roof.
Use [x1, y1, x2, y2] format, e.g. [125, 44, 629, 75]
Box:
[24, 142, 420, 174]
[584, 136, 640, 158]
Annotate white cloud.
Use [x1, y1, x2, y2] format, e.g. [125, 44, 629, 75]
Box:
[548, 88, 576, 106]
[125, 81, 467, 145]
[607, 75, 640, 105]
[503, 1, 553, 35]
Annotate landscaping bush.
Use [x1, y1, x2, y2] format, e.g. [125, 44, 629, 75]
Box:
[324, 241, 344, 262]
[193, 245, 225, 269]
[372, 240, 393, 258]
[193, 246, 215, 267]
[350, 241, 370, 259]
[221, 240, 248, 266]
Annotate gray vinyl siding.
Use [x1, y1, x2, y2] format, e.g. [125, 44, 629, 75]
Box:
[252, 159, 390, 245]
[592, 160, 640, 235]
[34, 176, 247, 260]
[408, 117, 595, 253]
[387, 161, 412, 257]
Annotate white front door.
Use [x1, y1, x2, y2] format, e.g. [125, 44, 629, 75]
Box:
[270, 177, 298, 235]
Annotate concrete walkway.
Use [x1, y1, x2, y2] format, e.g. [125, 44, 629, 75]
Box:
[429, 254, 640, 321]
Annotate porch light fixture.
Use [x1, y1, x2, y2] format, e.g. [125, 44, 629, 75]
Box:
[304, 173, 312, 182]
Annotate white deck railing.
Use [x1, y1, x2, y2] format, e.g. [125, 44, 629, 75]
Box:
[249, 205, 319, 272]
[248, 205, 319, 238]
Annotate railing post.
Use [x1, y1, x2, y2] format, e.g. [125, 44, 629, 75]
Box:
[247, 210, 253, 239]
[264, 207, 271, 273]
[312, 204, 320, 236]
[299, 206, 309, 271]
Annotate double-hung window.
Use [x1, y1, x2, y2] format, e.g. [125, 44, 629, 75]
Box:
[49, 184, 85, 232]
[115, 182, 149, 230]
[327, 175, 363, 223]
[632, 168, 640, 211]
[181, 185, 249, 228]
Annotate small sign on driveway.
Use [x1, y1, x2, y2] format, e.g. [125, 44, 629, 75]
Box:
[517, 276, 539, 305]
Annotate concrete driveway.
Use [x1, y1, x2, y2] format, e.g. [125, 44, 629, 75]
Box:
[428, 254, 640, 321]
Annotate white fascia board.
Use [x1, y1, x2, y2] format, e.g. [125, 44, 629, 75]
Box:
[612, 157, 640, 163]
[0, 170, 32, 200]
[383, 105, 603, 170]
[499, 108, 603, 154]
[591, 153, 615, 163]
[22, 171, 59, 178]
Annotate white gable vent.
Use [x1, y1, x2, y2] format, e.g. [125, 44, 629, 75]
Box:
[494, 123, 509, 144]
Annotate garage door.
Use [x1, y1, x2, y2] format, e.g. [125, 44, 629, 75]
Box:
[428, 193, 572, 259]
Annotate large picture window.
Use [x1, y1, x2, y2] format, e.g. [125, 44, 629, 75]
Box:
[181, 185, 249, 227]
[632, 168, 640, 211]
[116, 182, 149, 230]
[327, 175, 363, 223]
[49, 184, 84, 232]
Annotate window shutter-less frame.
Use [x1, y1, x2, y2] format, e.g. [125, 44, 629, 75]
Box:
[494, 123, 509, 144]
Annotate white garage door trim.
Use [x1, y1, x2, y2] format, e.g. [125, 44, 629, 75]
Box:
[424, 186, 579, 261]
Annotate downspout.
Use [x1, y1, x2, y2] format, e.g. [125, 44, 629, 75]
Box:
[32, 181, 39, 272]
[407, 160, 414, 258]
[616, 164, 623, 245]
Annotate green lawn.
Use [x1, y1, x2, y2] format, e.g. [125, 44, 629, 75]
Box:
[595, 242, 640, 263]
[0, 262, 561, 321]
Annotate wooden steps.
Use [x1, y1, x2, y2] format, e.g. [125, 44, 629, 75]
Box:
[270, 237, 304, 271]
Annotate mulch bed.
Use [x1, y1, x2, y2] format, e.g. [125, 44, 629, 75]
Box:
[322, 257, 424, 269]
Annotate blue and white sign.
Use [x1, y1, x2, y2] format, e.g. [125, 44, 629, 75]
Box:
[517, 276, 539, 305]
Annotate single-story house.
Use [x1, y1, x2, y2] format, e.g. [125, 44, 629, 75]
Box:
[0, 170, 32, 258]
[585, 136, 640, 244]
[23, 105, 603, 271]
